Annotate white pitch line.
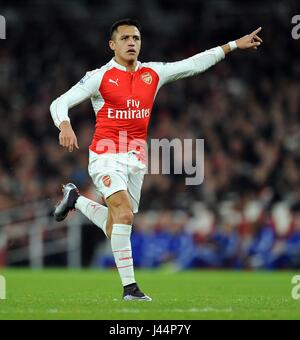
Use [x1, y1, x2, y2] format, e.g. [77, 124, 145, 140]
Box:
[116, 307, 233, 313]
[165, 307, 233, 313]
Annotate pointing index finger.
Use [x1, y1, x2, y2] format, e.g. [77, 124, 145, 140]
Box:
[251, 27, 262, 36]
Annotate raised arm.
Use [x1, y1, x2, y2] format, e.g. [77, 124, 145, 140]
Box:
[147, 27, 263, 89]
[221, 27, 263, 54]
[50, 69, 101, 152]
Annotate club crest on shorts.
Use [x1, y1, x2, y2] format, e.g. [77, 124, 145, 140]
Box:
[141, 72, 152, 85]
[102, 175, 111, 187]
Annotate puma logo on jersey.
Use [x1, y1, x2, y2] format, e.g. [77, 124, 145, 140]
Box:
[109, 78, 119, 87]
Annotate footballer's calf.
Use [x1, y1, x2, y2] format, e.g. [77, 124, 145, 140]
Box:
[106, 190, 134, 238]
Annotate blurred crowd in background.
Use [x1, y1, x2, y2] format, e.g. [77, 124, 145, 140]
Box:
[0, 0, 300, 268]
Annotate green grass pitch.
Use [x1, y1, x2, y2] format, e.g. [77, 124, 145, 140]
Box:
[0, 269, 299, 320]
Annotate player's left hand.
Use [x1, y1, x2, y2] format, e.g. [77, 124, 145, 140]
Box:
[236, 27, 263, 50]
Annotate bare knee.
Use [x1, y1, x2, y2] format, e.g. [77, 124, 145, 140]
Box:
[107, 191, 134, 226]
[114, 210, 134, 225]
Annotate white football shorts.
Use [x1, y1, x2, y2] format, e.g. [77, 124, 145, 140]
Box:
[88, 150, 147, 213]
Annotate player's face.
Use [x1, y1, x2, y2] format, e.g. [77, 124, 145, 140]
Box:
[109, 25, 141, 64]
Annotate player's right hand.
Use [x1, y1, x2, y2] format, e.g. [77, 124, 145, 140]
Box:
[59, 121, 79, 152]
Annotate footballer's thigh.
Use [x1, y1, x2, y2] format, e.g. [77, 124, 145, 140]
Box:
[91, 169, 133, 227]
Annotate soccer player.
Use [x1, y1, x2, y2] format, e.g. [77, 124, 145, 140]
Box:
[50, 19, 262, 301]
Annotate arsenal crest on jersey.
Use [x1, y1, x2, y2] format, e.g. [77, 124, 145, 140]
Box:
[141, 72, 152, 85]
[102, 175, 111, 187]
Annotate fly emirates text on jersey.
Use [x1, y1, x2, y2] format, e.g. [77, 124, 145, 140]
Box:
[107, 99, 151, 119]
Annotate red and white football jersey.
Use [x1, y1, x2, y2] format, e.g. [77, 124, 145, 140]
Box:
[50, 47, 225, 162]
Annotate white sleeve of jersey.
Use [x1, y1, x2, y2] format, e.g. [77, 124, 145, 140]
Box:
[146, 46, 225, 90]
[50, 69, 102, 129]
